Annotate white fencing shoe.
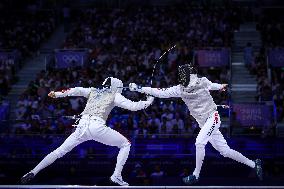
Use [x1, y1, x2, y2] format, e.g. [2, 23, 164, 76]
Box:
[110, 175, 129, 186]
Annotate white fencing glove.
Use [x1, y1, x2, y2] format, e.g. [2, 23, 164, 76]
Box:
[146, 96, 154, 104]
[129, 83, 142, 92]
[143, 95, 154, 109]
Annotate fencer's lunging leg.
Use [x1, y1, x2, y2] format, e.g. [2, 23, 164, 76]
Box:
[31, 131, 85, 175]
[193, 112, 220, 179]
[113, 141, 131, 177]
[210, 130, 255, 168]
[89, 123, 131, 177]
[193, 143, 206, 179]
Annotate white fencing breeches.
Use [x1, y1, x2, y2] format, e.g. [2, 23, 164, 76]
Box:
[193, 111, 255, 179]
[31, 116, 131, 177]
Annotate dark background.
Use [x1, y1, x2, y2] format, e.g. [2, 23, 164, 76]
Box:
[0, 0, 284, 186]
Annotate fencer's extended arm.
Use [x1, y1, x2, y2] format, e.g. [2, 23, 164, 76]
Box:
[114, 93, 154, 111]
[208, 83, 223, 90]
[129, 83, 181, 98]
[203, 77, 225, 91]
[54, 87, 91, 98]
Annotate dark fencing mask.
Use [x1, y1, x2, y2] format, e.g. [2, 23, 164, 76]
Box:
[178, 64, 197, 87]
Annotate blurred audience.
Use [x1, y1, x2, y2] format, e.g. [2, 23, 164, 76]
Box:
[10, 6, 231, 136]
[0, 10, 56, 96]
[254, 14, 284, 121]
[0, 10, 55, 57]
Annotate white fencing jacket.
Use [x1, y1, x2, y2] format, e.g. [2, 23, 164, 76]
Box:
[55, 78, 152, 121]
[138, 77, 223, 127]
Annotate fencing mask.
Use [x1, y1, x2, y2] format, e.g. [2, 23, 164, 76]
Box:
[102, 77, 123, 93]
[178, 63, 197, 87]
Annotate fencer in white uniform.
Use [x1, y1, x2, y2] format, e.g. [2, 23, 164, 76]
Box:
[129, 64, 262, 184]
[21, 77, 154, 186]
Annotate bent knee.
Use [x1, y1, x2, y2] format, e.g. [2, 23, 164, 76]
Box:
[124, 140, 131, 147]
[117, 138, 131, 149]
[52, 150, 63, 159]
[53, 147, 69, 158]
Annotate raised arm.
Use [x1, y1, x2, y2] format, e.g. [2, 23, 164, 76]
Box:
[208, 83, 223, 90]
[114, 93, 154, 111]
[48, 87, 91, 98]
[129, 83, 181, 98]
[202, 77, 227, 91]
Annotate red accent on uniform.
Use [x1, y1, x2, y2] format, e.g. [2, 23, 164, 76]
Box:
[214, 112, 219, 124]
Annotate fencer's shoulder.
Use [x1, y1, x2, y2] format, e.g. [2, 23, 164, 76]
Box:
[175, 84, 182, 89]
[87, 87, 100, 93]
[200, 77, 210, 83]
[80, 87, 93, 91]
[168, 84, 181, 88]
[160, 85, 181, 90]
[114, 93, 126, 100]
[75, 86, 92, 89]
[171, 85, 182, 94]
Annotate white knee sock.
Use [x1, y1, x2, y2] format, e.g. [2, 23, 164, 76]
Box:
[113, 144, 130, 177]
[31, 151, 59, 175]
[193, 145, 205, 179]
[226, 149, 255, 168]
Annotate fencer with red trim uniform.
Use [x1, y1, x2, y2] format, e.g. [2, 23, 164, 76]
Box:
[129, 64, 262, 184]
[21, 77, 154, 186]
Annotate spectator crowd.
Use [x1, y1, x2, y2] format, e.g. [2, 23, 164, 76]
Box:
[251, 12, 284, 122]
[10, 6, 233, 136]
[0, 9, 56, 97]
